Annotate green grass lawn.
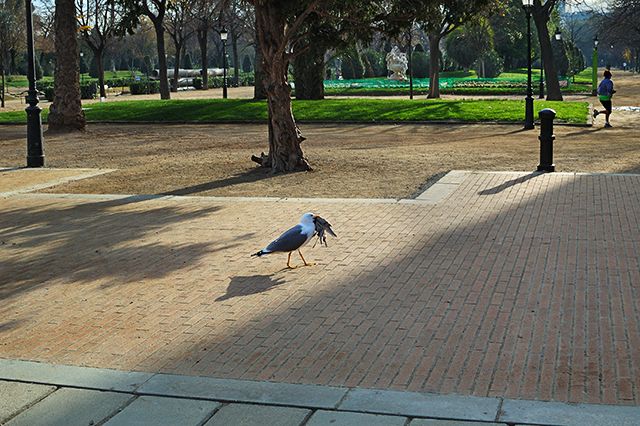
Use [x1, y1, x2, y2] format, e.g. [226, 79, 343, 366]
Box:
[0, 98, 589, 125]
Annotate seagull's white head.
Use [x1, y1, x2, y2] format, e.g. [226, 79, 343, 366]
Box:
[300, 212, 316, 224]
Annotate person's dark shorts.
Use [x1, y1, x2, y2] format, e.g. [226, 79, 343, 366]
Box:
[600, 100, 612, 113]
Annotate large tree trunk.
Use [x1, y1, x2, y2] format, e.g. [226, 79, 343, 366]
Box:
[253, 41, 267, 100]
[253, 4, 310, 173]
[197, 28, 208, 89]
[292, 46, 325, 100]
[532, 7, 562, 101]
[153, 21, 171, 100]
[48, 0, 86, 131]
[171, 42, 182, 92]
[232, 31, 240, 87]
[427, 33, 441, 99]
[96, 50, 106, 99]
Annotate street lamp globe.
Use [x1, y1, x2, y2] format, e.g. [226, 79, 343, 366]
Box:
[220, 28, 228, 41]
[593, 36, 599, 47]
[554, 29, 562, 41]
[522, 0, 533, 8]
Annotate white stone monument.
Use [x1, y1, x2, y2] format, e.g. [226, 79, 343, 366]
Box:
[386, 46, 408, 81]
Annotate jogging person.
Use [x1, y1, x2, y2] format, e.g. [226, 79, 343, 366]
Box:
[593, 70, 615, 128]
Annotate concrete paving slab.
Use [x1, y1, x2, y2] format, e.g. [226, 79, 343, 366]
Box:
[500, 399, 640, 426]
[5, 387, 132, 426]
[415, 183, 459, 202]
[339, 389, 500, 422]
[0, 359, 153, 392]
[436, 170, 471, 184]
[410, 420, 505, 425]
[306, 410, 407, 426]
[0, 381, 56, 423]
[203, 403, 310, 426]
[138, 374, 347, 409]
[104, 395, 220, 426]
[0, 168, 115, 196]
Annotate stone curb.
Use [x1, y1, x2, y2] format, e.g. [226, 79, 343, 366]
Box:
[2, 359, 639, 425]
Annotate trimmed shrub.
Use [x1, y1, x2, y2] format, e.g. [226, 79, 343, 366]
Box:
[40, 82, 97, 101]
[129, 80, 160, 95]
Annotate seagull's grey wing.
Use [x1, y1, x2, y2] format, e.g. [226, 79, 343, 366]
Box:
[265, 225, 308, 253]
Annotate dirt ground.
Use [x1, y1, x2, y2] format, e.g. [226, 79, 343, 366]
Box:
[1, 70, 639, 199]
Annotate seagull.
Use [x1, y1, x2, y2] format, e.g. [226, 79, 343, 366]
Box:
[252, 212, 317, 268]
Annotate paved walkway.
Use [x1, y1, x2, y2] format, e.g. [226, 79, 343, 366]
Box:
[2, 168, 640, 424]
[3, 359, 640, 425]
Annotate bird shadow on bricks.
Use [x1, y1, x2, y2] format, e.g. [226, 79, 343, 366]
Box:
[215, 274, 287, 302]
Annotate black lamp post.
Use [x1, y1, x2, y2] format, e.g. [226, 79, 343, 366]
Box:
[522, 0, 534, 129]
[25, 0, 44, 167]
[220, 27, 228, 99]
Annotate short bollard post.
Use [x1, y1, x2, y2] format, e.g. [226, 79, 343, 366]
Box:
[537, 108, 556, 172]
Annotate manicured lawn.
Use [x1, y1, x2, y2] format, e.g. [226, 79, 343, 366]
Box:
[0, 98, 589, 124]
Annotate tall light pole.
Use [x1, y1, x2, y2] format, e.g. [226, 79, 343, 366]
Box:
[522, 0, 534, 129]
[220, 27, 228, 99]
[25, 0, 44, 167]
[592, 36, 598, 96]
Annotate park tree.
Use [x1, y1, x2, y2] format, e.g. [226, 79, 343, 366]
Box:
[599, 0, 640, 72]
[77, 0, 122, 99]
[222, 0, 248, 87]
[246, 0, 385, 172]
[119, 0, 172, 99]
[489, 0, 532, 71]
[192, 0, 221, 90]
[0, 0, 25, 107]
[529, 0, 564, 100]
[445, 17, 493, 71]
[416, 0, 495, 98]
[164, 0, 195, 92]
[48, 0, 86, 131]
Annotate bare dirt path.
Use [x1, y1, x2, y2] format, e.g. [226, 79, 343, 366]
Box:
[1, 70, 638, 199]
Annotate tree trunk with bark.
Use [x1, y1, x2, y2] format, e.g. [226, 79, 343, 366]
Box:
[253, 40, 267, 100]
[171, 41, 183, 92]
[252, 4, 310, 173]
[152, 20, 170, 99]
[197, 28, 208, 89]
[48, 0, 86, 131]
[427, 33, 441, 99]
[292, 46, 325, 100]
[96, 50, 106, 99]
[228, 30, 237, 86]
[532, 4, 562, 100]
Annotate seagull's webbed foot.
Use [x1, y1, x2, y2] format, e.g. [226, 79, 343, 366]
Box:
[286, 252, 298, 269]
[298, 250, 315, 267]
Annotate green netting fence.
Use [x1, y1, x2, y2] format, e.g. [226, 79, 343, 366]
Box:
[323, 77, 572, 89]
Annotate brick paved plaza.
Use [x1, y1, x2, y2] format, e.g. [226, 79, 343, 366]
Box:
[1, 170, 639, 407]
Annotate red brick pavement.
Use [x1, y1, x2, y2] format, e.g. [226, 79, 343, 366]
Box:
[1, 171, 639, 405]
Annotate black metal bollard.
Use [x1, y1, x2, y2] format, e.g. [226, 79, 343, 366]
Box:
[537, 108, 556, 172]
